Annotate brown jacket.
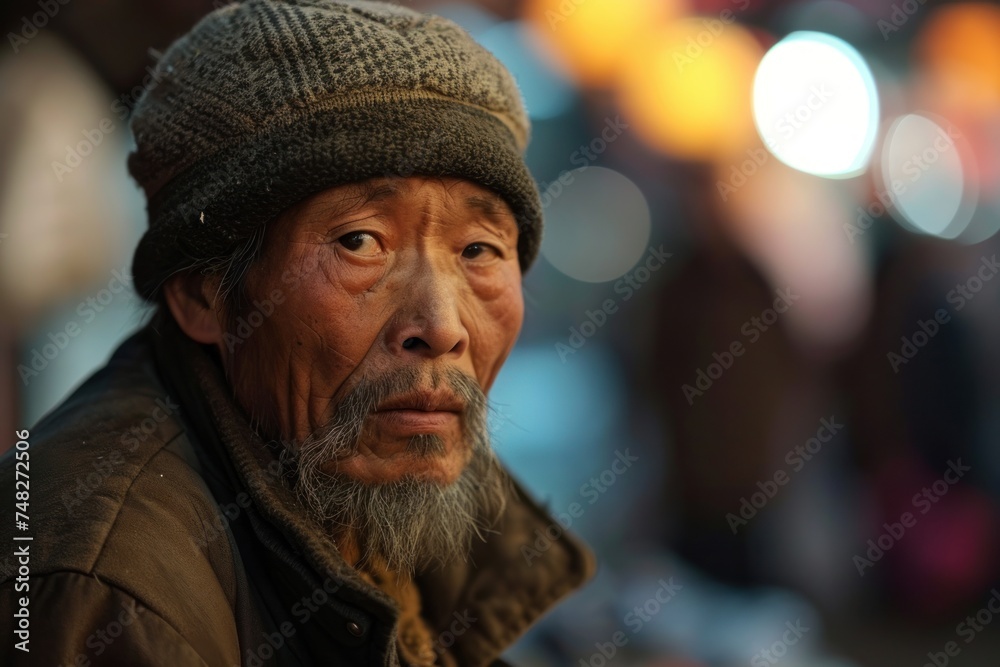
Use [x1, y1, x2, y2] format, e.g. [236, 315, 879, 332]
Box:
[0, 316, 594, 666]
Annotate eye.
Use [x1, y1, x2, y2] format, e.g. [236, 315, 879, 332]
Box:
[337, 231, 381, 256]
[462, 242, 501, 261]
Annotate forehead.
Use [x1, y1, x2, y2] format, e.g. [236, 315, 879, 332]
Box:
[283, 176, 518, 232]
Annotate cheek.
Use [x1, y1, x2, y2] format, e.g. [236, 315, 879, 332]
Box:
[470, 268, 524, 390]
[284, 254, 382, 373]
[234, 245, 385, 433]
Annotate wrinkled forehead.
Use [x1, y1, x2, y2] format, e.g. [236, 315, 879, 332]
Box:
[273, 175, 520, 236]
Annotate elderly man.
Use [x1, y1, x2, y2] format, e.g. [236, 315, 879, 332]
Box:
[0, 1, 594, 665]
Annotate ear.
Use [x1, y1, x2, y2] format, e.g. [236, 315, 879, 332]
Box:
[163, 273, 226, 346]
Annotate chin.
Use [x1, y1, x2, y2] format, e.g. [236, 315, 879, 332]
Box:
[323, 439, 472, 487]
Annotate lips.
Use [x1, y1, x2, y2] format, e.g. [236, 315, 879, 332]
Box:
[374, 390, 464, 414]
[371, 390, 464, 436]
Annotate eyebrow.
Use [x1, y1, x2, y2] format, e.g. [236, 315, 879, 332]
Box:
[299, 180, 401, 222]
[359, 180, 403, 205]
[464, 193, 508, 217]
[463, 193, 518, 234]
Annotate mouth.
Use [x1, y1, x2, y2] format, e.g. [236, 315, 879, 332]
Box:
[372, 390, 464, 435]
[375, 389, 465, 413]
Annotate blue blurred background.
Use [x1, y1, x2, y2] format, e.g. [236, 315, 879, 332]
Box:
[3, 0, 1000, 665]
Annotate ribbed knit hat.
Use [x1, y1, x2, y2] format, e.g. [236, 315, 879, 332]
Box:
[128, 0, 542, 300]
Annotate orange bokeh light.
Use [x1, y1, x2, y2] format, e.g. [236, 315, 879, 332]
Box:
[616, 19, 764, 161]
[914, 3, 1000, 113]
[524, 0, 683, 86]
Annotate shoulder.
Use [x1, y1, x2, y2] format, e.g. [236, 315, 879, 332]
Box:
[1, 329, 218, 577]
[0, 328, 240, 663]
[1, 571, 221, 666]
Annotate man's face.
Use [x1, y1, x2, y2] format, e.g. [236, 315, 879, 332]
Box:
[229, 176, 524, 488]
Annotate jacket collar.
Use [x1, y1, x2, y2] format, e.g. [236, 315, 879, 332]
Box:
[150, 314, 595, 664]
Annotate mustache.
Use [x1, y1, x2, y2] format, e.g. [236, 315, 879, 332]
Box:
[289, 365, 489, 462]
[318, 367, 488, 457]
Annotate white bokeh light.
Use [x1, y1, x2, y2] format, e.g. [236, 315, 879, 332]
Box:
[880, 113, 974, 239]
[753, 31, 879, 178]
[540, 167, 651, 283]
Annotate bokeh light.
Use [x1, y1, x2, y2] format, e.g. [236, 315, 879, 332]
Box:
[879, 113, 975, 239]
[753, 31, 879, 178]
[617, 19, 763, 161]
[523, 0, 680, 86]
[719, 159, 872, 349]
[914, 3, 1000, 114]
[540, 167, 651, 283]
[958, 198, 1000, 245]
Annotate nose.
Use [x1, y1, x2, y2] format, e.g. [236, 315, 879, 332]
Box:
[387, 265, 469, 360]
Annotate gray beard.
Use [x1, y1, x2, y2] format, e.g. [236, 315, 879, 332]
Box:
[278, 366, 508, 575]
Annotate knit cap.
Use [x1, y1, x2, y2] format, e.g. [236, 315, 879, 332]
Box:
[128, 0, 542, 300]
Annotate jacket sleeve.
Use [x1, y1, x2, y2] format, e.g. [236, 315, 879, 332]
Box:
[1, 571, 211, 666]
